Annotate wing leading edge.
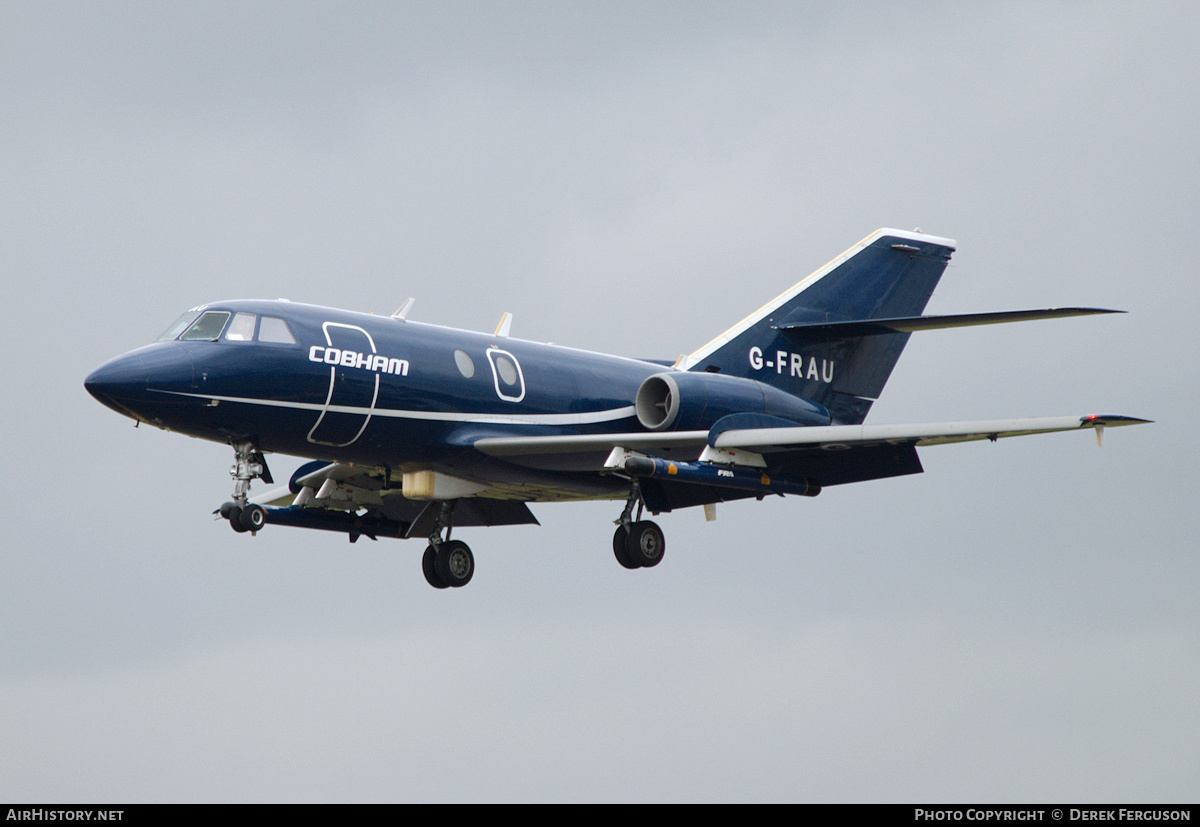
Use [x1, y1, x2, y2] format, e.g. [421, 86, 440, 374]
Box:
[473, 414, 1149, 458]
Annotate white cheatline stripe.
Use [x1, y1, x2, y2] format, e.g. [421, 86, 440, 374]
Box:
[152, 389, 637, 427]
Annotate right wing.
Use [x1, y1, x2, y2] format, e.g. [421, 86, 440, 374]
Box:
[473, 414, 1149, 460]
[473, 414, 1151, 490]
[709, 414, 1151, 451]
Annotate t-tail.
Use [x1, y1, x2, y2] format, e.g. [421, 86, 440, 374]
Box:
[681, 229, 954, 424]
[682, 229, 1118, 425]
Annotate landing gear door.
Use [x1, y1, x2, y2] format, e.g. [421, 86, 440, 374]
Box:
[308, 322, 380, 447]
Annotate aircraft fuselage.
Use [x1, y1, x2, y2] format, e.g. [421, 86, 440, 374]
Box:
[86, 299, 671, 496]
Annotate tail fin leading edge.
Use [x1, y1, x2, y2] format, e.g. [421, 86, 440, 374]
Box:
[683, 229, 957, 425]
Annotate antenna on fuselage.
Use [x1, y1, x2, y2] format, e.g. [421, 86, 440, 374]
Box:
[391, 298, 416, 321]
[494, 312, 512, 338]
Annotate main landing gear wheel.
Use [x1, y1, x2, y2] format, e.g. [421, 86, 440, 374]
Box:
[612, 526, 640, 569]
[611, 478, 665, 570]
[423, 546, 450, 589]
[420, 500, 473, 589]
[435, 540, 474, 588]
[625, 520, 665, 568]
[423, 540, 474, 589]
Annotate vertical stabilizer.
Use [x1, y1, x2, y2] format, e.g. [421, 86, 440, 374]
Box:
[683, 229, 956, 424]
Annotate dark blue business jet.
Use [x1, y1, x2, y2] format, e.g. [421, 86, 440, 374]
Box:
[85, 229, 1148, 588]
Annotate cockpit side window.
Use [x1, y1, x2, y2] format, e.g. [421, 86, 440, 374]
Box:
[156, 311, 200, 342]
[223, 312, 257, 342]
[258, 316, 296, 344]
[179, 310, 232, 341]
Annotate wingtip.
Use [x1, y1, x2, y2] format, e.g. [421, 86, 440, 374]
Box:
[1080, 414, 1154, 427]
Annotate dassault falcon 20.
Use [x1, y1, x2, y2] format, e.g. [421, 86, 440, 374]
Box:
[84, 229, 1149, 589]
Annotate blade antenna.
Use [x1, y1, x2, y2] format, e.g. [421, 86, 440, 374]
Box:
[391, 298, 416, 321]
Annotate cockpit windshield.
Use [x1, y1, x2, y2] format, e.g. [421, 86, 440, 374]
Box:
[223, 312, 256, 341]
[156, 311, 201, 342]
[156, 309, 296, 344]
[179, 310, 232, 341]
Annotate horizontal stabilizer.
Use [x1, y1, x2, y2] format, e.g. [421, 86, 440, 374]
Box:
[779, 308, 1123, 341]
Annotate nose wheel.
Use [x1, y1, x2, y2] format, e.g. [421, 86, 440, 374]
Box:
[220, 501, 266, 533]
[219, 441, 272, 535]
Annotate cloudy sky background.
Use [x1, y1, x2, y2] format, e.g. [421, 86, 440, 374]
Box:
[2, 1, 1196, 802]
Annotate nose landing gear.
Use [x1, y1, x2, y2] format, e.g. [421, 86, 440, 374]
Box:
[218, 440, 272, 535]
[221, 500, 267, 533]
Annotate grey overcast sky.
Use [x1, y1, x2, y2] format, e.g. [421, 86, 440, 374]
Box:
[2, 1, 1195, 802]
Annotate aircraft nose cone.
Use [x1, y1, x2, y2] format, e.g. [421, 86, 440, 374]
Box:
[85, 346, 195, 421]
[84, 360, 128, 400]
[85, 352, 151, 414]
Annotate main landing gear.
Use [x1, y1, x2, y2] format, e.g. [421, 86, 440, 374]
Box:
[212, 448, 663, 586]
[421, 501, 474, 589]
[612, 479, 665, 570]
[219, 440, 272, 535]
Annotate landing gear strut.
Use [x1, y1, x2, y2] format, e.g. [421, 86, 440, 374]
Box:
[219, 440, 272, 534]
[422, 501, 474, 589]
[612, 479, 665, 570]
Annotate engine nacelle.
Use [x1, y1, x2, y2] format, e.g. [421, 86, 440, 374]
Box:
[634, 371, 829, 432]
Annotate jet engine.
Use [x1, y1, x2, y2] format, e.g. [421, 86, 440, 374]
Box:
[634, 371, 829, 432]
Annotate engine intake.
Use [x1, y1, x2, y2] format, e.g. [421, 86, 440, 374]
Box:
[634, 371, 829, 432]
[635, 373, 681, 430]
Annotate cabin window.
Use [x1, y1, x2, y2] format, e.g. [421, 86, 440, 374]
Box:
[494, 355, 518, 385]
[454, 349, 475, 378]
[258, 316, 296, 344]
[223, 312, 257, 341]
[179, 311, 231, 341]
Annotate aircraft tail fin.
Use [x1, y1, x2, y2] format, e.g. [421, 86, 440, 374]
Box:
[682, 229, 956, 424]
